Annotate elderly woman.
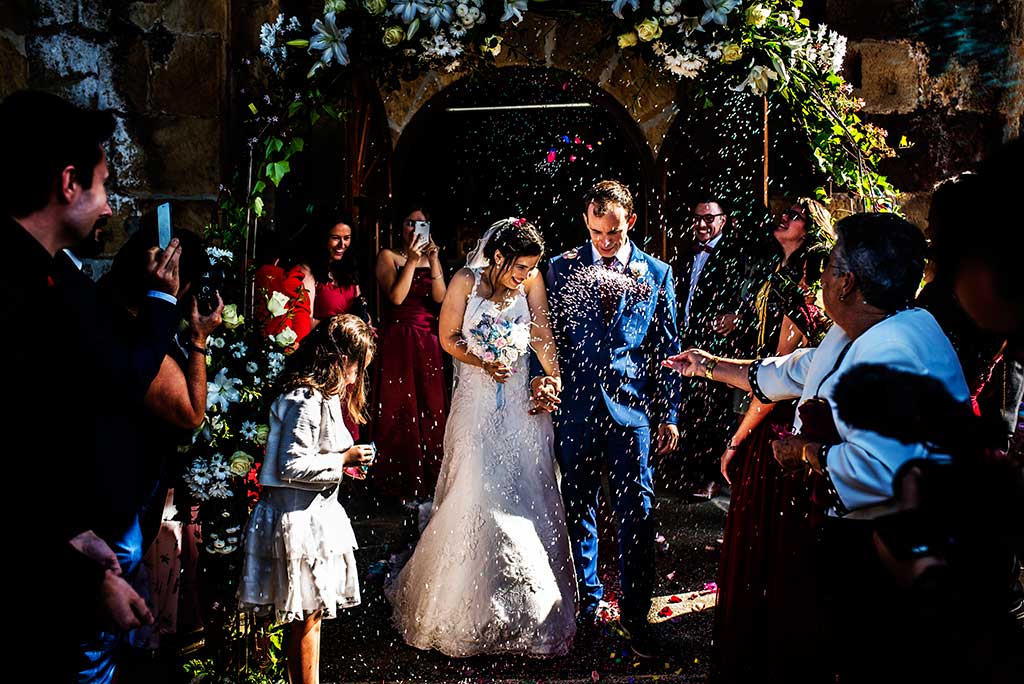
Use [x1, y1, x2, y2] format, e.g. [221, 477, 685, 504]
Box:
[664, 212, 969, 683]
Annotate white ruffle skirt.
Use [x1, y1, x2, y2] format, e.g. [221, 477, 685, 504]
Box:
[237, 486, 360, 623]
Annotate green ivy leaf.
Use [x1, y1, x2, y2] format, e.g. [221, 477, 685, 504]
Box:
[252, 180, 266, 194]
[265, 137, 284, 155]
[266, 160, 291, 187]
[289, 137, 305, 154]
[253, 196, 264, 218]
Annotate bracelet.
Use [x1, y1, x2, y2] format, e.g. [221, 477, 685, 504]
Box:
[703, 355, 720, 380]
[431, 272, 443, 280]
[186, 341, 211, 356]
[725, 443, 740, 451]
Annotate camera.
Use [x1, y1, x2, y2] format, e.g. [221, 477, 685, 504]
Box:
[196, 262, 225, 315]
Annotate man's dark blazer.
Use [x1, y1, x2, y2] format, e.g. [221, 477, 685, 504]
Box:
[677, 232, 749, 356]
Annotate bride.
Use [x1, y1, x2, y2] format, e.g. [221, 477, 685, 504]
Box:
[386, 217, 577, 657]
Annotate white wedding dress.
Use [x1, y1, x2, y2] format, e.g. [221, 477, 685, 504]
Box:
[386, 269, 577, 657]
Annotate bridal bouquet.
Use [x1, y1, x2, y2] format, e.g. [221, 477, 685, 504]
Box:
[466, 311, 531, 407]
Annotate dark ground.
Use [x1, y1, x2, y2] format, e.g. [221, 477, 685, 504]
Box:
[318, 488, 728, 684]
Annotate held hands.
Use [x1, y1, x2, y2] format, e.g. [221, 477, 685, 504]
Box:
[146, 237, 181, 297]
[661, 349, 715, 378]
[529, 376, 562, 414]
[190, 292, 224, 341]
[655, 423, 679, 455]
[343, 444, 376, 467]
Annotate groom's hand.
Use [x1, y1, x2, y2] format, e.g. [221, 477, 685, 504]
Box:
[529, 376, 561, 414]
[655, 423, 679, 454]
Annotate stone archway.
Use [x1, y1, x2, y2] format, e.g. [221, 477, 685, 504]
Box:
[379, 13, 680, 159]
[386, 65, 665, 262]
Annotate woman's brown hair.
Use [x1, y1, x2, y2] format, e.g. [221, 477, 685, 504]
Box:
[277, 314, 376, 424]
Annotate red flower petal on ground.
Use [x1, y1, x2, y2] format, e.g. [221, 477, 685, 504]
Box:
[658, 606, 673, 617]
[668, 595, 682, 603]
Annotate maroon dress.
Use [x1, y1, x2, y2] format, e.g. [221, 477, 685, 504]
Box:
[372, 268, 449, 500]
[713, 257, 830, 684]
[314, 279, 362, 440]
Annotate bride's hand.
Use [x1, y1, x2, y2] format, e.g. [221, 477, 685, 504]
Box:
[482, 360, 514, 384]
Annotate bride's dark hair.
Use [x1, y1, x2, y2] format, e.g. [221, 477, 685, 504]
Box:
[482, 217, 545, 284]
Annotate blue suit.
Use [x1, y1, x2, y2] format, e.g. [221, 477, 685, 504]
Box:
[543, 241, 681, 625]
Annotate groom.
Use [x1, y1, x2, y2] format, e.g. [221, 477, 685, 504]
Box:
[533, 180, 681, 656]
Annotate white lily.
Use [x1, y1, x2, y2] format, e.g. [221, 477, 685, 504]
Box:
[310, 12, 352, 66]
[207, 368, 242, 412]
[501, 1, 528, 24]
[701, 0, 740, 26]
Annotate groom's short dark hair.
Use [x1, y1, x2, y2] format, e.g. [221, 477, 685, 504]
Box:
[583, 180, 634, 217]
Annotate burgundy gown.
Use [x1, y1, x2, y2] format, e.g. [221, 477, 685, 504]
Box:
[713, 256, 830, 684]
[314, 279, 362, 440]
[372, 268, 449, 500]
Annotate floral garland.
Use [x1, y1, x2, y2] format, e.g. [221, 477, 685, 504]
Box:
[249, 0, 897, 210]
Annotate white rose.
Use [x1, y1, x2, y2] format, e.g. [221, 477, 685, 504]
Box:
[221, 304, 244, 330]
[745, 3, 770, 28]
[266, 291, 291, 317]
[275, 327, 298, 347]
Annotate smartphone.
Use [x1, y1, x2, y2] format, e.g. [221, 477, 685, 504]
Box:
[412, 220, 430, 247]
[157, 202, 172, 249]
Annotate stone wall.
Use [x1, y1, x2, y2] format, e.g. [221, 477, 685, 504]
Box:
[825, 0, 1022, 230]
[0, 0, 230, 275]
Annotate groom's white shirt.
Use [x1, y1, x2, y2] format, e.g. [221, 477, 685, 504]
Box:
[590, 241, 633, 268]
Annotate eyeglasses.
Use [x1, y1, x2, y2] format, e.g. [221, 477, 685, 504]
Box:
[692, 213, 726, 225]
[782, 208, 807, 222]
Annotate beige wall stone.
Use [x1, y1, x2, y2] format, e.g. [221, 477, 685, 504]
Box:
[152, 35, 225, 116]
[850, 40, 928, 115]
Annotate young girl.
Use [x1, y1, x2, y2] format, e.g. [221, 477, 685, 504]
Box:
[238, 314, 376, 684]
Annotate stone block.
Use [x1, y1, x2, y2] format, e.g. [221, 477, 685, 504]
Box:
[137, 116, 223, 195]
[109, 116, 146, 191]
[120, 35, 151, 111]
[851, 40, 926, 115]
[0, 31, 28, 98]
[61, 75, 125, 111]
[77, 0, 110, 32]
[27, 33, 111, 80]
[826, 0, 918, 40]
[128, 0, 229, 35]
[23, 0, 75, 30]
[152, 35, 224, 116]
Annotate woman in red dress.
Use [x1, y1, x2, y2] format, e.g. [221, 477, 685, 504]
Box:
[372, 206, 449, 502]
[292, 213, 368, 438]
[712, 199, 833, 684]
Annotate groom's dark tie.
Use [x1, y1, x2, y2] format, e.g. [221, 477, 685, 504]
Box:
[600, 256, 623, 322]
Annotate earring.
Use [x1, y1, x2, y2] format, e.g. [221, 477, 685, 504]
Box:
[838, 293, 847, 302]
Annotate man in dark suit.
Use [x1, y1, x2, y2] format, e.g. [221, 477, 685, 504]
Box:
[1, 90, 181, 681]
[670, 198, 754, 498]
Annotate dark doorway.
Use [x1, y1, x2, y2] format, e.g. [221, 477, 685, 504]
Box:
[391, 67, 658, 265]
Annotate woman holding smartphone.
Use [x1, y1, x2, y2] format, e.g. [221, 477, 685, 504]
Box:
[372, 206, 450, 502]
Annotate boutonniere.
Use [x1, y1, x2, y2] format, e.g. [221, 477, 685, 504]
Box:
[562, 247, 579, 260]
[627, 261, 648, 279]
